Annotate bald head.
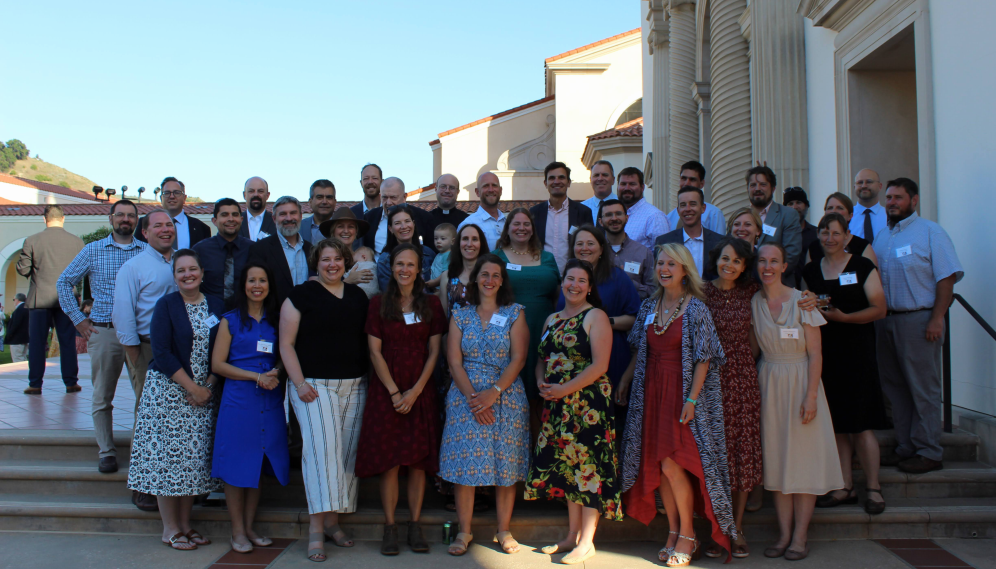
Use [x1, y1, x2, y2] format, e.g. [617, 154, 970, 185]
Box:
[475, 172, 502, 210]
[436, 174, 460, 209]
[244, 176, 271, 214]
[381, 177, 406, 208]
[854, 168, 882, 207]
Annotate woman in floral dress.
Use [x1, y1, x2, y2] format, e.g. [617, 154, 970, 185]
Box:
[525, 258, 623, 565]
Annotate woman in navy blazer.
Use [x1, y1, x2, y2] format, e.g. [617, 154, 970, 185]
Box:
[127, 249, 226, 551]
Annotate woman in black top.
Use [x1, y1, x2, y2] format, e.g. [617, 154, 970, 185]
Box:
[279, 238, 370, 562]
[805, 193, 879, 266]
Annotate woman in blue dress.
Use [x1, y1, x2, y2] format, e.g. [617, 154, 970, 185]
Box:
[439, 254, 531, 557]
[210, 262, 289, 554]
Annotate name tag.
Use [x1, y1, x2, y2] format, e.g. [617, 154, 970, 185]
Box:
[839, 272, 858, 286]
[257, 340, 273, 353]
[624, 261, 641, 275]
[203, 314, 220, 328]
[896, 244, 912, 258]
[762, 224, 777, 237]
[540, 329, 550, 341]
[568, 225, 579, 236]
[489, 313, 508, 327]
[780, 328, 800, 340]
[645, 312, 656, 326]
[506, 263, 522, 271]
[404, 312, 422, 325]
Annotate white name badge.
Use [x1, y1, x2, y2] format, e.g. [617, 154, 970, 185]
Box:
[257, 341, 273, 354]
[203, 314, 220, 328]
[506, 263, 522, 271]
[404, 312, 422, 325]
[762, 224, 777, 237]
[896, 244, 912, 258]
[645, 312, 656, 326]
[839, 272, 858, 286]
[780, 328, 800, 340]
[624, 261, 641, 275]
[489, 313, 508, 327]
[568, 225, 579, 236]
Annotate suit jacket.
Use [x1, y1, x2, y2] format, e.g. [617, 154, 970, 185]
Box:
[5, 304, 29, 344]
[756, 201, 803, 284]
[247, 234, 313, 306]
[136, 213, 211, 248]
[793, 221, 819, 288]
[239, 210, 277, 241]
[16, 226, 84, 308]
[654, 227, 725, 281]
[361, 205, 435, 251]
[149, 292, 224, 379]
[299, 215, 324, 245]
[349, 202, 366, 220]
[529, 199, 594, 247]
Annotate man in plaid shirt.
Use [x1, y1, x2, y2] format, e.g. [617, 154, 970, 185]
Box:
[57, 200, 147, 475]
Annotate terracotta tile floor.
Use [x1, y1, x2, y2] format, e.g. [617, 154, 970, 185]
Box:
[0, 354, 135, 430]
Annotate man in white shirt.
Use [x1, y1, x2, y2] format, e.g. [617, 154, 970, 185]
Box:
[851, 168, 887, 241]
[581, 160, 617, 218]
[617, 166, 671, 249]
[665, 160, 726, 233]
[457, 172, 507, 251]
[655, 186, 724, 280]
[240, 176, 276, 242]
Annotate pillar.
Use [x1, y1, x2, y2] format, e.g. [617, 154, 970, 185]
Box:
[667, 0, 699, 211]
[648, 0, 670, 212]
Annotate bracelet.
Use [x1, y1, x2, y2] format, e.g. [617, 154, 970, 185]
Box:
[295, 382, 307, 390]
[685, 397, 697, 406]
[389, 390, 400, 398]
[492, 384, 502, 394]
[256, 372, 261, 386]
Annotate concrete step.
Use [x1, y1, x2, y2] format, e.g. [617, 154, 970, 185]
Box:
[0, 430, 132, 464]
[875, 429, 980, 462]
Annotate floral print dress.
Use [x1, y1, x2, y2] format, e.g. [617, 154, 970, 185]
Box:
[524, 308, 624, 520]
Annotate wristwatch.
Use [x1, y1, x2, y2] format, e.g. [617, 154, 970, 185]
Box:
[609, 317, 615, 326]
[492, 384, 503, 394]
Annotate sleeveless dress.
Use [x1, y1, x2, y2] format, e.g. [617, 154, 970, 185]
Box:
[439, 304, 530, 486]
[524, 308, 624, 520]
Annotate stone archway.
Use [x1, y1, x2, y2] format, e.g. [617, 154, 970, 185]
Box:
[0, 238, 26, 311]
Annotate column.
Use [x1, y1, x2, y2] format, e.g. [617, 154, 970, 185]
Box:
[667, 0, 699, 211]
[648, 0, 670, 212]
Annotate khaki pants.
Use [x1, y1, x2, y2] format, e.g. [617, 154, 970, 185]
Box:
[89, 329, 152, 458]
[10, 344, 28, 362]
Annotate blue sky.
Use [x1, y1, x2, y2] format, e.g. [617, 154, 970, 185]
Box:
[3, 1, 638, 203]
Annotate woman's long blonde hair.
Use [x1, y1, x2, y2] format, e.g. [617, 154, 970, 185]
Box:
[651, 242, 705, 301]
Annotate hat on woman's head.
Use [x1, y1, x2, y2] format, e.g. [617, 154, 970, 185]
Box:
[319, 207, 370, 238]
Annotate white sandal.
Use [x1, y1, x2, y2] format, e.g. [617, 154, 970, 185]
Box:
[666, 534, 699, 567]
[658, 530, 679, 562]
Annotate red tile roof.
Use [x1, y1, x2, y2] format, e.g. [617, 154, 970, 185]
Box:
[0, 173, 103, 201]
[435, 96, 555, 140]
[587, 117, 644, 141]
[545, 28, 641, 63]
[407, 183, 435, 198]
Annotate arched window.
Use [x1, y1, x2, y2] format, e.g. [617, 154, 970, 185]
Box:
[615, 98, 642, 126]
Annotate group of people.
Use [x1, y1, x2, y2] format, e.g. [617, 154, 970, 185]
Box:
[11, 157, 962, 565]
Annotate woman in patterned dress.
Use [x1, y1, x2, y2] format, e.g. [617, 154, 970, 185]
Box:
[127, 249, 224, 551]
[439, 254, 531, 556]
[618, 243, 733, 567]
[525, 259, 623, 565]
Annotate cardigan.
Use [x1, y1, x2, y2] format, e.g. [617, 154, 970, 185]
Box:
[149, 292, 225, 379]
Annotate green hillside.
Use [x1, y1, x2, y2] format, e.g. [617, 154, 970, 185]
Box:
[8, 156, 97, 194]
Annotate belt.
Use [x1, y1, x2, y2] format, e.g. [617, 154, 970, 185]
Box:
[887, 308, 931, 316]
[92, 322, 113, 328]
[139, 334, 151, 344]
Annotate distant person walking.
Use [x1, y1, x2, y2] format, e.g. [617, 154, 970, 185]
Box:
[6, 294, 29, 362]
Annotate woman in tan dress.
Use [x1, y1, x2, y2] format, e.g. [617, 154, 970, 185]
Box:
[751, 243, 842, 562]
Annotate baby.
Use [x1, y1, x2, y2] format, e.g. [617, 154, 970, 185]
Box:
[349, 246, 380, 298]
[427, 223, 457, 289]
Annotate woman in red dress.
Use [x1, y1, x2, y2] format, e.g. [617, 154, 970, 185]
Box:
[355, 244, 447, 556]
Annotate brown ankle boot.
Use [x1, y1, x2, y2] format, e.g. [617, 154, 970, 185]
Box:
[381, 523, 399, 556]
[408, 521, 429, 553]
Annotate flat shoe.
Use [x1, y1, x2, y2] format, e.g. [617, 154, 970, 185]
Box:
[816, 487, 857, 508]
[764, 545, 787, 558]
[865, 488, 887, 515]
[494, 531, 520, 554]
[230, 538, 253, 554]
[561, 545, 596, 565]
[249, 536, 272, 547]
[785, 546, 810, 561]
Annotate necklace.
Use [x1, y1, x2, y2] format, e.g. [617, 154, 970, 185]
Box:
[509, 245, 530, 256]
[661, 293, 683, 314]
[653, 294, 685, 336]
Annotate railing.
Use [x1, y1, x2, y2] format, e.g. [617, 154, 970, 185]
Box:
[942, 294, 996, 432]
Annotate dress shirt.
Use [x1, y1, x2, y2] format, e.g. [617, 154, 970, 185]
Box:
[545, 200, 571, 273]
[277, 232, 309, 287]
[172, 211, 191, 250]
[682, 229, 706, 276]
[622, 198, 671, 250]
[582, 193, 618, 219]
[872, 212, 964, 312]
[458, 206, 508, 252]
[609, 235, 657, 298]
[193, 234, 251, 302]
[374, 215, 389, 254]
[666, 202, 727, 234]
[851, 202, 887, 242]
[758, 202, 773, 224]
[112, 247, 178, 346]
[307, 215, 326, 245]
[57, 236, 147, 325]
[246, 210, 267, 241]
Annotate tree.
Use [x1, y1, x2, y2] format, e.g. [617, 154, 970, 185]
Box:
[5, 139, 28, 161]
[0, 146, 14, 172]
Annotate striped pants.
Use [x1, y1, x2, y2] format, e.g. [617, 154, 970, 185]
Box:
[290, 376, 367, 515]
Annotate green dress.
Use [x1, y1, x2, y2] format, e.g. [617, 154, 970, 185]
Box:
[493, 249, 561, 399]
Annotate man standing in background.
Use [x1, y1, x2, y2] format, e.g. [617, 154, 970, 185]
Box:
[351, 163, 384, 218]
[240, 176, 276, 242]
[581, 160, 617, 218]
[300, 179, 337, 245]
[5, 293, 29, 363]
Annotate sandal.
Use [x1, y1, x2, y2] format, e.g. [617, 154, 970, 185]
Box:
[816, 487, 857, 508]
[865, 487, 887, 515]
[230, 538, 253, 554]
[307, 531, 326, 562]
[562, 544, 596, 564]
[658, 531, 679, 562]
[704, 542, 724, 558]
[324, 524, 354, 547]
[666, 534, 699, 567]
[162, 532, 196, 551]
[448, 532, 473, 556]
[494, 531, 520, 554]
[732, 532, 749, 558]
[185, 529, 211, 546]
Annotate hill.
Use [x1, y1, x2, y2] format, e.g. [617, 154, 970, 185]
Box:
[8, 156, 98, 194]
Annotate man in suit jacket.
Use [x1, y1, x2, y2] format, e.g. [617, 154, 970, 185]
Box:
[350, 163, 384, 219]
[654, 186, 725, 281]
[362, 177, 433, 254]
[16, 205, 84, 392]
[136, 177, 211, 249]
[247, 196, 313, 306]
[529, 162, 594, 273]
[240, 176, 278, 241]
[5, 294, 29, 363]
[746, 166, 802, 284]
[300, 179, 337, 245]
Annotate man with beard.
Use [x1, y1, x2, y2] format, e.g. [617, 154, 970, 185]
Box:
[350, 163, 384, 218]
[581, 160, 618, 217]
[240, 176, 277, 242]
[616, 166, 670, 249]
[873, 178, 963, 475]
[300, 179, 336, 245]
[57, 199, 148, 474]
[599, 199, 656, 298]
[851, 168, 887, 241]
[362, 177, 433, 254]
[193, 198, 252, 309]
[654, 186, 724, 280]
[427, 173, 468, 251]
[136, 177, 210, 248]
[665, 161, 726, 233]
[457, 172, 507, 251]
[530, 161, 593, 273]
[746, 165, 802, 283]
[248, 196, 313, 307]
[783, 187, 818, 288]
[113, 209, 178, 511]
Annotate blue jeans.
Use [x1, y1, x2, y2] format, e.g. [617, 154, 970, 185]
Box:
[28, 306, 79, 388]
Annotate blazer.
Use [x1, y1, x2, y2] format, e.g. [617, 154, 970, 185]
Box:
[16, 226, 84, 308]
[136, 213, 211, 248]
[247, 234, 313, 306]
[349, 202, 366, 220]
[654, 227, 725, 281]
[361, 205, 435, 251]
[529, 199, 594, 247]
[5, 304, 29, 344]
[239, 210, 278, 241]
[149, 292, 224, 379]
[299, 215, 320, 245]
[756, 201, 803, 284]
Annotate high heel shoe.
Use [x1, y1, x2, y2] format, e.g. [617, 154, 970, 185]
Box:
[658, 530, 679, 562]
[666, 534, 699, 567]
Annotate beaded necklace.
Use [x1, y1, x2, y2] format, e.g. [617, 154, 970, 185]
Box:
[653, 294, 685, 336]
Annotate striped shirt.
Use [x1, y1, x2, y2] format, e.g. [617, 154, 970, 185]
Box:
[623, 198, 671, 249]
[872, 212, 964, 312]
[57, 235, 147, 325]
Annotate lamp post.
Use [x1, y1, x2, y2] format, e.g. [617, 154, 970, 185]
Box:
[153, 187, 161, 202]
[120, 186, 128, 200]
[137, 186, 146, 203]
[92, 186, 104, 201]
[105, 187, 117, 201]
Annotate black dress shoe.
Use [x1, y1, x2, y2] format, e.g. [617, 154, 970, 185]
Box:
[98, 456, 118, 473]
[880, 450, 905, 466]
[898, 455, 943, 474]
[23, 387, 42, 395]
[132, 490, 159, 511]
[66, 385, 82, 393]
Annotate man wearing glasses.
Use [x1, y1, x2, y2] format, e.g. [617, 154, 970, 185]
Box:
[136, 176, 211, 249]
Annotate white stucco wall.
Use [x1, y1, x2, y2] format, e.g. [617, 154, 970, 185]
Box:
[803, 19, 838, 224]
[929, 0, 996, 417]
[0, 181, 96, 205]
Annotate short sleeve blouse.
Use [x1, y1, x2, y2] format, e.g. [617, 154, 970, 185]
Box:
[287, 280, 369, 379]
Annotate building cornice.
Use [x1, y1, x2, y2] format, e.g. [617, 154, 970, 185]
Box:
[797, 0, 878, 31]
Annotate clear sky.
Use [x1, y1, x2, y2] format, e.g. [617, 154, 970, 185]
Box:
[2, 0, 638, 203]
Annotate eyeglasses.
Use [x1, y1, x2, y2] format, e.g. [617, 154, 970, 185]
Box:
[161, 190, 184, 197]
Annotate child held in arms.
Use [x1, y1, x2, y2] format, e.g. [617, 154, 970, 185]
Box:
[426, 223, 457, 290]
